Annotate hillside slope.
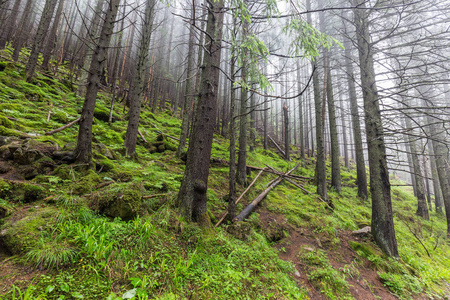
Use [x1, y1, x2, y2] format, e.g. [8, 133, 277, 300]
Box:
[0, 51, 449, 300]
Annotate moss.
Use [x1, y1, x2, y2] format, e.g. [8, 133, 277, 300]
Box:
[90, 182, 143, 220]
[0, 116, 14, 128]
[0, 125, 21, 137]
[0, 206, 58, 254]
[349, 240, 384, 258]
[0, 179, 11, 199]
[53, 165, 76, 180]
[52, 110, 69, 124]
[74, 169, 101, 195]
[22, 183, 46, 203]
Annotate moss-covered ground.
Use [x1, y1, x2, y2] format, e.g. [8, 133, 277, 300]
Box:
[0, 47, 449, 300]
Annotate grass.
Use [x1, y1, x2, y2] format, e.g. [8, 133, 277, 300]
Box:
[0, 46, 450, 299]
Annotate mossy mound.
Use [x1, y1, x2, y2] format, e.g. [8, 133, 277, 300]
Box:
[0, 206, 58, 254]
[0, 179, 46, 203]
[90, 182, 144, 220]
[73, 169, 101, 195]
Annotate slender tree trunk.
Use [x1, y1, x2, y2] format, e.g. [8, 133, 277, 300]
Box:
[12, 0, 34, 61]
[427, 138, 443, 213]
[75, 0, 120, 164]
[0, 0, 17, 49]
[77, 0, 104, 97]
[343, 19, 368, 200]
[297, 62, 305, 159]
[124, 0, 156, 157]
[326, 67, 342, 193]
[228, 34, 237, 221]
[307, 0, 327, 201]
[404, 115, 429, 219]
[42, 0, 65, 70]
[250, 91, 256, 152]
[283, 103, 290, 161]
[25, 0, 58, 81]
[176, 0, 225, 224]
[352, 0, 398, 257]
[236, 13, 249, 185]
[176, 6, 197, 157]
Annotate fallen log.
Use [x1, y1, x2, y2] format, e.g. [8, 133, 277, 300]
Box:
[215, 168, 266, 227]
[45, 117, 81, 135]
[233, 164, 299, 222]
[268, 135, 286, 158]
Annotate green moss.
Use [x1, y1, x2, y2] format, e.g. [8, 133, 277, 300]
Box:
[349, 240, 384, 259]
[0, 125, 21, 136]
[21, 183, 46, 203]
[1, 206, 58, 254]
[90, 182, 143, 220]
[74, 169, 101, 195]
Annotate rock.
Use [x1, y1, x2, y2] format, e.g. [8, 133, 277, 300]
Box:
[0, 136, 11, 146]
[52, 150, 76, 163]
[0, 206, 59, 254]
[11, 146, 44, 165]
[90, 182, 144, 220]
[352, 226, 371, 237]
[0, 161, 12, 174]
[294, 270, 301, 278]
[93, 143, 116, 160]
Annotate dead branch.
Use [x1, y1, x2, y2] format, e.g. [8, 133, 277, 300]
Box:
[215, 168, 266, 227]
[233, 164, 299, 222]
[45, 117, 81, 135]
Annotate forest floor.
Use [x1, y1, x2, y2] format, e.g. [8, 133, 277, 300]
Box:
[0, 48, 449, 299]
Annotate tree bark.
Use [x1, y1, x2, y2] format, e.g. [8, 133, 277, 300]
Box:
[283, 103, 290, 161]
[12, 0, 33, 61]
[25, 0, 58, 81]
[176, 0, 225, 224]
[176, 4, 197, 157]
[124, 0, 156, 157]
[75, 0, 120, 164]
[404, 115, 429, 220]
[342, 11, 368, 200]
[42, 0, 65, 70]
[0, 0, 16, 49]
[352, 0, 398, 257]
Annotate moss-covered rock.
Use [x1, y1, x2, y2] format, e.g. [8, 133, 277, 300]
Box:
[74, 169, 101, 195]
[0, 206, 58, 254]
[90, 182, 143, 220]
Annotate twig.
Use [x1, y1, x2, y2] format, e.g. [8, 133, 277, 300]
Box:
[401, 219, 431, 257]
[142, 193, 169, 199]
[45, 117, 81, 135]
[138, 130, 148, 143]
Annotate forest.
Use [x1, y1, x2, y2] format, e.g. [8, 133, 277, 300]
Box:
[0, 0, 449, 298]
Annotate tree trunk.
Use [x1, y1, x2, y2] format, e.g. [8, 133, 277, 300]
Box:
[176, 6, 197, 157]
[228, 27, 237, 220]
[75, 0, 120, 164]
[297, 62, 305, 159]
[176, 0, 225, 224]
[404, 115, 429, 219]
[236, 18, 249, 185]
[283, 103, 290, 161]
[0, 0, 17, 49]
[77, 0, 104, 97]
[12, 0, 33, 61]
[326, 67, 342, 193]
[124, 0, 156, 157]
[352, 0, 398, 257]
[343, 16, 368, 200]
[42, 0, 65, 70]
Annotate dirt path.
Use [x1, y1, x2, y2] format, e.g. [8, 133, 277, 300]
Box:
[258, 209, 399, 300]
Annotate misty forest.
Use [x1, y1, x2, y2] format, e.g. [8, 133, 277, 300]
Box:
[0, 0, 449, 298]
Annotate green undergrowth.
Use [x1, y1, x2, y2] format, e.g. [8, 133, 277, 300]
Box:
[1, 47, 450, 300]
